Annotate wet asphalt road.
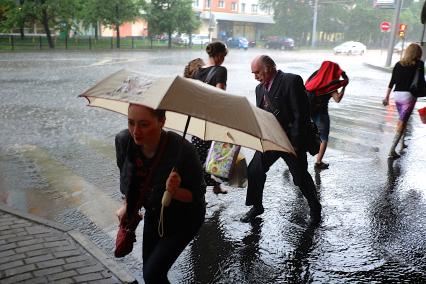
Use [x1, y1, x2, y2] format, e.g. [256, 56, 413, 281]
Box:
[1, 49, 426, 283]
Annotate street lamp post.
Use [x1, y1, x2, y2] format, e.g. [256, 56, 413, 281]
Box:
[312, 0, 319, 48]
[208, 0, 213, 42]
[385, 0, 403, 67]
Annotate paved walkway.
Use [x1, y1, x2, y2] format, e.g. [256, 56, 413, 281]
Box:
[0, 204, 136, 284]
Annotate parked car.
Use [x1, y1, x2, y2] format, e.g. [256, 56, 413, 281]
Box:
[192, 34, 210, 45]
[264, 37, 295, 50]
[333, 41, 366, 55]
[155, 33, 168, 41]
[394, 41, 413, 53]
[226, 37, 249, 50]
[248, 40, 256, 47]
[172, 34, 190, 45]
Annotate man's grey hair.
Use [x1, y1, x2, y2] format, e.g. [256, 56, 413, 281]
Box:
[260, 55, 276, 71]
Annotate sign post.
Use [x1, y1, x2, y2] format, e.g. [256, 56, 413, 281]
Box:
[385, 0, 403, 67]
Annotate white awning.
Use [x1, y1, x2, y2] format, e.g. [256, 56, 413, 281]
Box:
[200, 12, 274, 24]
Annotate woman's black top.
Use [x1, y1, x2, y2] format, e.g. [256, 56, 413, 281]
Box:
[193, 65, 227, 86]
[388, 60, 425, 91]
[115, 130, 206, 234]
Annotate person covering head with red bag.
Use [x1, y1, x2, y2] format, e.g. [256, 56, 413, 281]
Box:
[305, 61, 349, 170]
[115, 104, 206, 283]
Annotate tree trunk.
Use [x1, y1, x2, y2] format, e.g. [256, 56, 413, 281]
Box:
[168, 31, 172, 48]
[19, 0, 25, 39]
[94, 22, 98, 40]
[20, 25, 25, 39]
[115, 4, 120, 48]
[42, 8, 54, 48]
[116, 25, 120, 48]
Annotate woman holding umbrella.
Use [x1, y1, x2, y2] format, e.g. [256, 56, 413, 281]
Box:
[115, 104, 206, 283]
[191, 41, 229, 194]
[382, 43, 423, 158]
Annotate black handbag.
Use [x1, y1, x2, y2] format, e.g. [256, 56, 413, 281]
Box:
[306, 120, 321, 156]
[409, 63, 426, 98]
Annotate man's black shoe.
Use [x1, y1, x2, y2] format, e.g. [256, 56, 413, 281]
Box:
[240, 206, 264, 223]
[309, 209, 322, 225]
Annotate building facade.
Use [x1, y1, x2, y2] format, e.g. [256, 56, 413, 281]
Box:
[101, 20, 148, 37]
[192, 0, 274, 41]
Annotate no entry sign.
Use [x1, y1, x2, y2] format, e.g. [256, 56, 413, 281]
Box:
[380, 21, 391, 32]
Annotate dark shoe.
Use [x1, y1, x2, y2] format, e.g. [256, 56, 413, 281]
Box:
[309, 208, 322, 225]
[314, 162, 329, 170]
[388, 151, 400, 159]
[240, 206, 264, 223]
[213, 185, 227, 195]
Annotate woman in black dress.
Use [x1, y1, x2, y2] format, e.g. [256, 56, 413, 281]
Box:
[191, 41, 228, 194]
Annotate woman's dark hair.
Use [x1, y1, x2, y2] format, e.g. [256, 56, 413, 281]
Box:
[153, 109, 166, 119]
[206, 41, 228, 57]
[128, 103, 165, 120]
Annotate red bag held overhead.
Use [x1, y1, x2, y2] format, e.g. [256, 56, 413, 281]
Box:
[305, 61, 349, 96]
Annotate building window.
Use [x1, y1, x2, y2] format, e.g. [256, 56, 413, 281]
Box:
[206, 0, 211, 9]
[193, 0, 199, 7]
[231, 2, 237, 11]
[251, 4, 258, 13]
[218, 0, 225, 8]
[241, 3, 245, 13]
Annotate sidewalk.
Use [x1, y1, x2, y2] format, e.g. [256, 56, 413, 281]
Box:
[0, 204, 136, 284]
[362, 49, 395, 73]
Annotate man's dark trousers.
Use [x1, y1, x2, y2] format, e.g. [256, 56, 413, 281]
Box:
[245, 148, 321, 211]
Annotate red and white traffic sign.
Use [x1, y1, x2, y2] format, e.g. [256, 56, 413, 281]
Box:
[380, 21, 391, 32]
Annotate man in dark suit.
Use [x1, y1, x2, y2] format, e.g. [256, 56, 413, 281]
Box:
[241, 55, 322, 223]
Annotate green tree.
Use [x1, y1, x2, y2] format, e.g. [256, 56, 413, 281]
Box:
[400, 0, 425, 42]
[260, 0, 398, 47]
[0, 0, 85, 48]
[55, 0, 84, 38]
[0, 0, 28, 38]
[143, 0, 200, 48]
[260, 0, 312, 45]
[79, 0, 103, 40]
[97, 0, 143, 48]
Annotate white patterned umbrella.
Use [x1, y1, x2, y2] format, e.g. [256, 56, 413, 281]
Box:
[79, 69, 295, 155]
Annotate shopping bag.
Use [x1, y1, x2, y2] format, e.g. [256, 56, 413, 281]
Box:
[205, 142, 241, 179]
[227, 153, 248, 188]
[418, 107, 426, 124]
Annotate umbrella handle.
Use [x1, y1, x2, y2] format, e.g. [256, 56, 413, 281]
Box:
[158, 167, 178, 238]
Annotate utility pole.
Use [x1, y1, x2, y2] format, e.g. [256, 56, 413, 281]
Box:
[385, 0, 403, 67]
[312, 0, 319, 48]
[420, 1, 426, 60]
[208, 0, 212, 42]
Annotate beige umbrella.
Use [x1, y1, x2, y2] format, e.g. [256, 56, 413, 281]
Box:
[79, 69, 295, 155]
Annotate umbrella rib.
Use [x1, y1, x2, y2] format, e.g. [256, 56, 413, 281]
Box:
[203, 119, 207, 140]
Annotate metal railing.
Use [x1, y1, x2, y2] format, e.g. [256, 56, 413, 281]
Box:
[0, 35, 205, 51]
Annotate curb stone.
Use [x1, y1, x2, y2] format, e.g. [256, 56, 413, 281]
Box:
[363, 62, 393, 73]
